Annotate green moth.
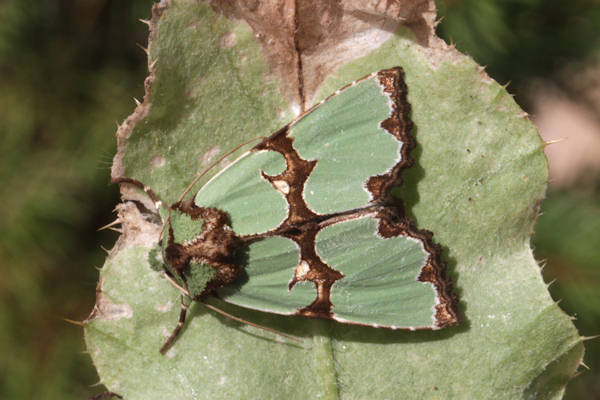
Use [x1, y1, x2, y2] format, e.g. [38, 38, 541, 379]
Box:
[118, 67, 459, 353]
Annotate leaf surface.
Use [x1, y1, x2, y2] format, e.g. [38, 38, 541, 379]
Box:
[86, 1, 583, 399]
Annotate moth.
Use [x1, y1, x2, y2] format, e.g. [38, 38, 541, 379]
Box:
[117, 67, 459, 353]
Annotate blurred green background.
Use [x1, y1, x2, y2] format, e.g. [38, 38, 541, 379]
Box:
[0, 0, 598, 399]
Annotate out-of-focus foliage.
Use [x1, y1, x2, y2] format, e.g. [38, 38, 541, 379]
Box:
[533, 190, 600, 399]
[436, 1, 600, 399]
[436, 0, 600, 95]
[0, 0, 598, 398]
[0, 1, 151, 399]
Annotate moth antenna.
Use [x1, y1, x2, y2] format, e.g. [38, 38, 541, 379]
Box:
[177, 136, 265, 203]
[163, 272, 190, 296]
[201, 301, 301, 344]
[158, 214, 170, 241]
[160, 295, 189, 354]
[160, 274, 301, 345]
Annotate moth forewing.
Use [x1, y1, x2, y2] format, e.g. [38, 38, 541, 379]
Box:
[114, 66, 459, 354]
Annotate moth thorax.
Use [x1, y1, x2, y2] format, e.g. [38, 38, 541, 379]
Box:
[167, 220, 243, 299]
[182, 228, 243, 299]
[183, 226, 241, 262]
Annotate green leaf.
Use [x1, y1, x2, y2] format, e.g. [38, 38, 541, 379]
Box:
[85, 1, 583, 399]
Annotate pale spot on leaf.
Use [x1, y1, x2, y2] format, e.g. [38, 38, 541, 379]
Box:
[150, 154, 165, 168]
[155, 300, 173, 313]
[202, 146, 221, 166]
[165, 347, 177, 358]
[90, 292, 133, 321]
[291, 103, 301, 116]
[218, 31, 237, 48]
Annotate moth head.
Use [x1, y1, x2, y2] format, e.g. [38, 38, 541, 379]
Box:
[150, 203, 243, 299]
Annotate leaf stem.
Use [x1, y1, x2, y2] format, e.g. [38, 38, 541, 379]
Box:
[310, 320, 340, 400]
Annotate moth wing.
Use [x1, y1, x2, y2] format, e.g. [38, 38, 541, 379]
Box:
[195, 69, 411, 232]
[194, 149, 288, 236]
[217, 235, 314, 315]
[288, 69, 411, 215]
[316, 214, 443, 329]
[219, 213, 451, 329]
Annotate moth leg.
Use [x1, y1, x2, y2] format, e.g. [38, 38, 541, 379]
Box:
[159, 295, 190, 354]
[201, 301, 301, 343]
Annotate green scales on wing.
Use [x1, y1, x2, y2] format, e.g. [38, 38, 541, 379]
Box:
[130, 67, 459, 352]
